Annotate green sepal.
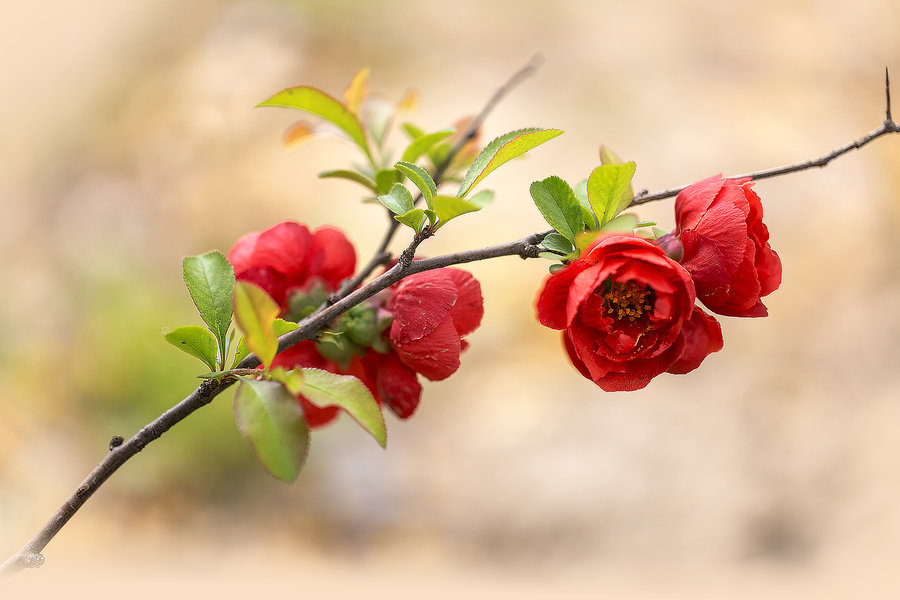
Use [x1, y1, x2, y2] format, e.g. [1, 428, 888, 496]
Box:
[529, 176, 583, 243]
[457, 128, 564, 199]
[233, 377, 310, 482]
[549, 263, 567, 274]
[401, 129, 454, 163]
[377, 183, 415, 215]
[182, 251, 235, 369]
[257, 86, 373, 165]
[586, 162, 637, 227]
[164, 325, 218, 371]
[232, 281, 280, 370]
[297, 368, 387, 448]
[394, 161, 437, 207]
[319, 169, 377, 192]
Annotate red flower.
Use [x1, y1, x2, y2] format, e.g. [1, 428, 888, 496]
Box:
[536, 234, 722, 391]
[388, 268, 484, 382]
[228, 221, 356, 309]
[674, 175, 782, 317]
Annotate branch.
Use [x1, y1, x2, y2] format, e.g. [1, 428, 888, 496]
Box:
[0, 229, 548, 576]
[631, 69, 899, 206]
[336, 55, 543, 297]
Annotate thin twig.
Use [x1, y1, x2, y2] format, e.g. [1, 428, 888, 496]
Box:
[631, 70, 899, 206]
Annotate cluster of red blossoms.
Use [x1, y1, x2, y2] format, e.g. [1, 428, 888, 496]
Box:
[536, 176, 782, 391]
[228, 222, 483, 427]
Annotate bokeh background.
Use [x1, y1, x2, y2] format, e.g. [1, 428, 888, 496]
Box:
[2, 0, 899, 597]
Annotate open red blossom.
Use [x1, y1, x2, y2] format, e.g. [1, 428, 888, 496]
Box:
[389, 268, 484, 382]
[674, 175, 782, 317]
[227, 221, 356, 310]
[536, 234, 722, 392]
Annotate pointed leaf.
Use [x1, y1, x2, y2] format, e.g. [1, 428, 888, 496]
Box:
[467, 189, 494, 208]
[573, 179, 598, 229]
[541, 232, 576, 255]
[432, 195, 482, 229]
[298, 368, 386, 448]
[269, 367, 306, 396]
[234, 378, 309, 482]
[232, 319, 299, 368]
[394, 208, 426, 232]
[457, 128, 563, 198]
[258, 86, 373, 164]
[377, 183, 415, 215]
[164, 326, 218, 371]
[342, 68, 369, 115]
[374, 168, 402, 195]
[233, 281, 280, 370]
[394, 161, 437, 206]
[401, 129, 454, 163]
[401, 122, 426, 140]
[530, 176, 583, 242]
[586, 162, 637, 226]
[599, 145, 625, 165]
[599, 213, 639, 233]
[319, 169, 377, 192]
[183, 251, 235, 367]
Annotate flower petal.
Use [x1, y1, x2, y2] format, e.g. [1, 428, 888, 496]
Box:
[667, 306, 724, 374]
[390, 271, 458, 345]
[395, 316, 462, 381]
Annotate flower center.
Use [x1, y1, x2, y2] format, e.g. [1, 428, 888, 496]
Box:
[603, 280, 653, 322]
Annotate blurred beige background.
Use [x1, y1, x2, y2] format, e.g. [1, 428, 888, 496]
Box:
[2, 0, 899, 597]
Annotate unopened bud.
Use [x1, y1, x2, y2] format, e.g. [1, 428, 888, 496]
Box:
[655, 233, 684, 262]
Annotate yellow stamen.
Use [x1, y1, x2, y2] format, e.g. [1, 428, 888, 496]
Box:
[603, 280, 653, 322]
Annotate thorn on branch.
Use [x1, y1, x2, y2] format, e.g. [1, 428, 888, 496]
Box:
[109, 435, 125, 452]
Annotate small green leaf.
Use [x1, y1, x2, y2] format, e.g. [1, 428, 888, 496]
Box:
[269, 367, 305, 396]
[401, 129, 454, 163]
[374, 168, 402, 195]
[401, 122, 426, 140]
[377, 183, 415, 215]
[432, 195, 482, 229]
[573, 179, 598, 230]
[258, 86, 373, 164]
[423, 209, 437, 227]
[183, 252, 235, 368]
[298, 368, 387, 448]
[541, 232, 576, 255]
[574, 230, 602, 253]
[586, 162, 637, 227]
[234, 378, 309, 482]
[233, 281, 280, 370]
[599, 145, 625, 165]
[635, 221, 657, 228]
[530, 176, 583, 243]
[599, 213, 639, 233]
[319, 169, 377, 192]
[651, 227, 669, 238]
[233, 319, 299, 368]
[457, 128, 564, 198]
[394, 208, 427, 232]
[164, 326, 218, 371]
[467, 189, 494, 208]
[394, 161, 437, 207]
[549, 263, 567, 274]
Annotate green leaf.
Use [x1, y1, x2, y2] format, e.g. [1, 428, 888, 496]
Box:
[432, 195, 483, 229]
[374, 168, 402, 195]
[234, 378, 309, 482]
[233, 319, 299, 368]
[394, 161, 437, 207]
[529, 176, 583, 243]
[297, 368, 386, 448]
[268, 367, 305, 396]
[541, 232, 576, 255]
[319, 169, 377, 192]
[401, 129, 454, 163]
[598, 213, 639, 233]
[258, 86, 373, 164]
[164, 326, 218, 371]
[586, 162, 637, 227]
[377, 183, 415, 215]
[394, 208, 427, 232]
[573, 179, 598, 229]
[457, 128, 564, 198]
[183, 251, 235, 368]
[401, 122, 426, 140]
[467, 189, 494, 208]
[233, 281, 280, 370]
[599, 145, 625, 165]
